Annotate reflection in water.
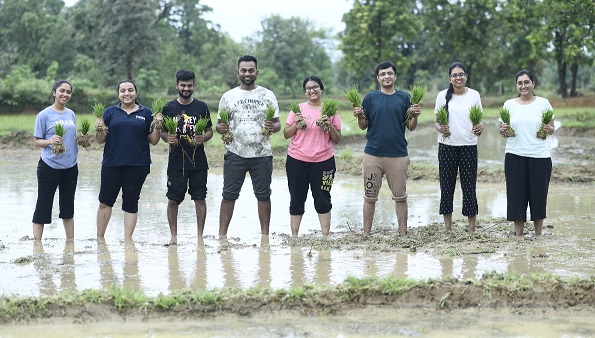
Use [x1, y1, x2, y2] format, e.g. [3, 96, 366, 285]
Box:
[258, 236, 271, 288]
[33, 242, 56, 296]
[168, 245, 185, 291]
[97, 239, 117, 289]
[60, 240, 76, 292]
[289, 246, 305, 287]
[315, 250, 331, 285]
[440, 256, 479, 280]
[123, 239, 140, 291]
[190, 238, 207, 290]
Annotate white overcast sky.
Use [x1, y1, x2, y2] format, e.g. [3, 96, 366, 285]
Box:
[64, 0, 354, 42]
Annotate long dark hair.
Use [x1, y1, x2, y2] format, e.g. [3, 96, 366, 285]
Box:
[445, 62, 467, 113]
[117, 79, 140, 104]
[50, 80, 72, 103]
[515, 69, 537, 97]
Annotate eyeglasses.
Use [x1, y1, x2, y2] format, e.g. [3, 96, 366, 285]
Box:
[516, 80, 532, 86]
[450, 72, 466, 79]
[305, 85, 320, 91]
[378, 72, 395, 77]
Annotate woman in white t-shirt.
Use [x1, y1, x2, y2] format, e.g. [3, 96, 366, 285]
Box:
[499, 69, 555, 236]
[434, 62, 484, 233]
[283, 76, 342, 237]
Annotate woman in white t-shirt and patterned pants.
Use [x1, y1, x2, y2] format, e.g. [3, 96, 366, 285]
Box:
[500, 69, 555, 237]
[284, 76, 342, 237]
[434, 62, 484, 233]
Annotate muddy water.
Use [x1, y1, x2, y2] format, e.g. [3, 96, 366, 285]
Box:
[0, 124, 593, 335]
[2, 308, 594, 337]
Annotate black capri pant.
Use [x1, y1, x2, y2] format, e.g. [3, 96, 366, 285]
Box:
[32, 159, 78, 224]
[438, 143, 478, 216]
[99, 165, 150, 213]
[505, 153, 551, 221]
[286, 155, 336, 215]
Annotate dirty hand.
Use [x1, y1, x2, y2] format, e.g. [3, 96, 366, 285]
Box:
[407, 104, 421, 118]
[218, 123, 229, 134]
[353, 107, 364, 119]
[472, 124, 484, 135]
[193, 133, 204, 145]
[265, 120, 274, 132]
[167, 134, 178, 145]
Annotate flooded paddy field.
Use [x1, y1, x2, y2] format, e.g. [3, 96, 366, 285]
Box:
[0, 124, 593, 336]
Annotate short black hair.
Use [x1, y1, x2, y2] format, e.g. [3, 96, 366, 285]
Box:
[375, 61, 397, 75]
[176, 69, 195, 83]
[302, 76, 324, 92]
[238, 55, 258, 69]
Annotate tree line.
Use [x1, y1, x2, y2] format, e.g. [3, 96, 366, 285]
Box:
[0, 0, 593, 113]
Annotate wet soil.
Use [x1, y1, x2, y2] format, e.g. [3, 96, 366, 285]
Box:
[1, 127, 593, 328]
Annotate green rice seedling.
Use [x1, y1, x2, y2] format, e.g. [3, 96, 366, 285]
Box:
[150, 98, 166, 132]
[407, 84, 428, 121]
[344, 84, 365, 120]
[162, 115, 177, 135]
[189, 116, 210, 146]
[317, 99, 339, 132]
[537, 108, 554, 140]
[92, 103, 106, 133]
[288, 101, 306, 129]
[52, 123, 66, 155]
[261, 104, 276, 137]
[468, 105, 484, 135]
[219, 107, 234, 145]
[76, 118, 91, 149]
[436, 106, 451, 140]
[498, 107, 516, 138]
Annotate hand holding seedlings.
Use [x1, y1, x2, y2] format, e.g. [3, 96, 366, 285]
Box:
[536, 109, 554, 140]
[468, 105, 484, 136]
[76, 118, 91, 149]
[317, 99, 339, 132]
[344, 85, 365, 119]
[436, 106, 451, 140]
[498, 107, 516, 137]
[219, 108, 234, 145]
[288, 102, 306, 129]
[92, 103, 107, 133]
[149, 98, 165, 132]
[52, 123, 66, 155]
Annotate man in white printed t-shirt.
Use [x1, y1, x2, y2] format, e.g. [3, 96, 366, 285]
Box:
[215, 55, 280, 237]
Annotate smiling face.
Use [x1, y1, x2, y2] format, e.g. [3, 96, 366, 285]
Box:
[376, 67, 396, 89]
[448, 67, 467, 90]
[516, 74, 534, 97]
[53, 83, 72, 106]
[176, 80, 194, 99]
[118, 81, 137, 106]
[237, 61, 258, 88]
[304, 80, 322, 103]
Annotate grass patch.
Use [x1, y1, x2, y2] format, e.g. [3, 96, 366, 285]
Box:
[1, 273, 593, 322]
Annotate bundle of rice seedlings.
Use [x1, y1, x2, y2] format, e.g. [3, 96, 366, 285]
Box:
[188, 116, 210, 146]
[317, 99, 339, 132]
[52, 123, 66, 155]
[149, 98, 166, 133]
[92, 103, 106, 133]
[219, 107, 234, 145]
[288, 102, 306, 129]
[536, 108, 554, 140]
[261, 104, 276, 137]
[162, 115, 177, 135]
[344, 84, 365, 119]
[76, 118, 91, 149]
[436, 106, 451, 140]
[468, 105, 484, 135]
[407, 84, 427, 121]
[498, 107, 516, 138]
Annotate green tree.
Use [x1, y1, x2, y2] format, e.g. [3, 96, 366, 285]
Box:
[338, 0, 419, 89]
[98, 0, 160, 80]
[253, 15, 333, 97]
[527, 0, 594, 97]
[0, 0, 69, 77]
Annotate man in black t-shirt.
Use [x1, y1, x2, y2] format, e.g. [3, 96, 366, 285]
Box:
[161, 69, 213, 244]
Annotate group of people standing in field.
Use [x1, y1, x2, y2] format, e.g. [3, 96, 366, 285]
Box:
[32, 56, 555, 242]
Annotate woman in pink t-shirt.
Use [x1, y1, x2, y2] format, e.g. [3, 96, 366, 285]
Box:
[283, 76, 342, 237]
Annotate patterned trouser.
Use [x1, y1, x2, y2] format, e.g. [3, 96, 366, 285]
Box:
[438, 143, 478, 216]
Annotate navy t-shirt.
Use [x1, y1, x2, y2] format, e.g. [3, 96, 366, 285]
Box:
[162, 99, 212, 171]
[362, 90, 411, 157]
[102, 103, 153, 166]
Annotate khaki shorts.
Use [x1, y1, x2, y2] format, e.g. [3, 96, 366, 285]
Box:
[361, 153, 409, 203]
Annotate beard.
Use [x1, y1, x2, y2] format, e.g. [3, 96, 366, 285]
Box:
[240, 76, 255, 86]
[178, 89, 193, 99]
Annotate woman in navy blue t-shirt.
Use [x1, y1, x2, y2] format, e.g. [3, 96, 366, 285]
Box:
[94, 80, 162, 239]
